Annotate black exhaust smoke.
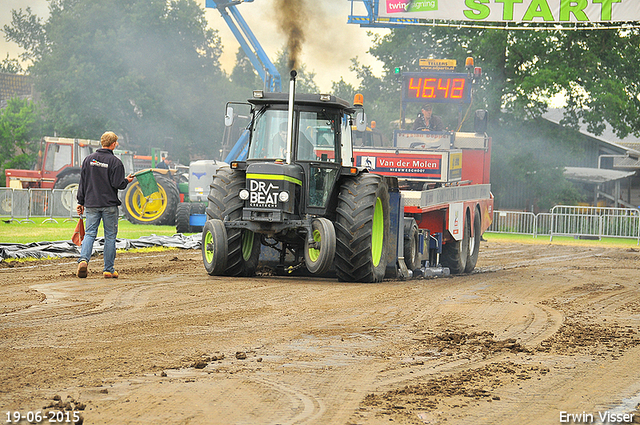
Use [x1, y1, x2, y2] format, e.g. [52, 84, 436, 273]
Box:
[274, 0, 307, 71]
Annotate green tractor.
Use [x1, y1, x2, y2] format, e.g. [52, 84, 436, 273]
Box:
[202, 72, 394, 282]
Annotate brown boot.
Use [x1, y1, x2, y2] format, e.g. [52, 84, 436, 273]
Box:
[77, 261, 88, 278]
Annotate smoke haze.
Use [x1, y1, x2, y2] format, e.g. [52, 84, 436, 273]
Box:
[273, 0, 307, 72]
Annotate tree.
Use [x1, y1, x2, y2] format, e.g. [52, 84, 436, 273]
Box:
[0, 55, 24, 74]
[330, 78, 356, 104]
[0, 98, 47, 185]
[228, 47, 264, 103]
[274, 47, 319, 94]
[4, 0, 232, 163]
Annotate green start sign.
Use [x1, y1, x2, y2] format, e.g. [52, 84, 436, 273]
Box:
[380, 0, 637, 24]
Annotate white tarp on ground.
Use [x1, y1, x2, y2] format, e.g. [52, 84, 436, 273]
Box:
[0, 234, 201, 262]
[378, 0, 639, 24]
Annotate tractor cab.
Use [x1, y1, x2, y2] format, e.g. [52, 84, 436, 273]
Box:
[228, 91, 361, 219]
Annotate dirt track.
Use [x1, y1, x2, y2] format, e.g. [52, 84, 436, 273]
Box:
[2, 239, 640, 425]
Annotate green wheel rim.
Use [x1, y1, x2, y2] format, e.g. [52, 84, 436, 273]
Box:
[204, 230, 214, 263]
[308, 228, 321, 262]
[242, 230, 255, 261]
[371, 197, 384, 267]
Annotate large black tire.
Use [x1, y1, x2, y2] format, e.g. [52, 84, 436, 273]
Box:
[206, 166, 260, 277]
[123, 174, 179, 225]
[202, 219, 228, 276]
[54, 172, 81, 190]
[464, 207, 482, 273]
[176, 203, 191, 234]
[335, 173, 390, 283]
[54, 173, 81, 212]
[304, 217, 336, 275]
[403, 219, 420, 271]
[441, 210, 470, 275]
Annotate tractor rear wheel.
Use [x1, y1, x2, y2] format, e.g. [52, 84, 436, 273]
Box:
[464, 207, 482, 273]
[335, 173, 390, 283]
[54, 173, 81, 212]
[206, 166, 260, 277]
[123, 174, 179, 225]
[304, 217, 336, 275]
[403, 219, 420, 271]
[202, 219, 228, 276]
[441, 211, 470, 274]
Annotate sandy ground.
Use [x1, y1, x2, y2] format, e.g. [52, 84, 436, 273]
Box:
[2, 239, 640, 425]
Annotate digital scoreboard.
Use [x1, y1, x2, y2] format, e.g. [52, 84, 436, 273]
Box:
[402, 72, 471, 104]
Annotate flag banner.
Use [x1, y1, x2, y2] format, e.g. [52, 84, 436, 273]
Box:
[379, 0, 639, 24]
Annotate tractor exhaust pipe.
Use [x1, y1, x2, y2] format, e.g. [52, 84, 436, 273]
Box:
[286, 70, 297, 164]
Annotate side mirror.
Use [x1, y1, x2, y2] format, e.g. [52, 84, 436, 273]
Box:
[225, 106, 234, 127]
[355, 111, 367, 133]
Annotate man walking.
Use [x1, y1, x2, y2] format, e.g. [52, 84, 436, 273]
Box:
[76, 131, 134, 278]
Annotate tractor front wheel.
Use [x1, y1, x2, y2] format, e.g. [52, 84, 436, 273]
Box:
[202, 219, 228, 276]
[207, 166, 260, 276]
[304, 217, 336, 275]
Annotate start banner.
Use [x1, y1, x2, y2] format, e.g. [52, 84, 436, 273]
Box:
[380, 0, 638, 24]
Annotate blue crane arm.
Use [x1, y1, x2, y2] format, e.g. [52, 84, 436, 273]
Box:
[206, 0, 281, 92]
[224, 128, 249, 162]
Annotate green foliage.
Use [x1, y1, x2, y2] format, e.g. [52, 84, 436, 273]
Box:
[0, 98, 47, 185]
[274, 47, 319, 94]
[331, 78, 356, 104]
[3, 7, 46, 64]
[229, 47, 263, 98]
[4, 0, 232, 164]
[0, 55, 24, 74]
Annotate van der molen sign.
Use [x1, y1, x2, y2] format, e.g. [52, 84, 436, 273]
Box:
[381, 0, 637, 24]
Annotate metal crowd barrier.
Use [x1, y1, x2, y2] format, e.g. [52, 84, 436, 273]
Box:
[488, 210, 553, 238]
[550, 205, 640, 243]
[0, 187, 79, 223]
[488, 207, 640, 244]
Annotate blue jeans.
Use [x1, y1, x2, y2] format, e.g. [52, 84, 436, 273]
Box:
[78, 206, 119, 273]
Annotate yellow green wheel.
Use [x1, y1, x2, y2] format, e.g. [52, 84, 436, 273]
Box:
[123, 174, 179, 225]
[304, 218, 336, 275]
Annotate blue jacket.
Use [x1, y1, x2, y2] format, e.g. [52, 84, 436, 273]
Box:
[77, 148, 129, 208]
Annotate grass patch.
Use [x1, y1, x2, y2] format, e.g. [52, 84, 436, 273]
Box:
[484, 232, 640, 248]
[0, 217, 186, 244]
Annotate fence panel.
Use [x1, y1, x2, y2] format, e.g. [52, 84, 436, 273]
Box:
[0, 188, 30, 221]
[550, 205, 640, 243]
[51, 188, 79, 220]
[488, 211, 537, 235]
[28, 189, 53, 221]
[536, 213, 553, 236]
[0, 188, 14, 219]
